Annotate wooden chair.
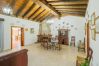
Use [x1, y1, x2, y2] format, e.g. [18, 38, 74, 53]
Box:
[55, 44, 61, 50]
[70, 36, 75, 46]
[76, 47, 93, 66]
[41, 36, 51, 49]
[78, 40, 85, 52]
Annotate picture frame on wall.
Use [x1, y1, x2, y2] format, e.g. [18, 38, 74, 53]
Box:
[85, 23, 87, 35]
[91, 29, 96, 40]
[96, 16, 99, 34]
[91, 12, 96, 25]
[90, 12, 96, 40]
[25, 28, 28, 31]
[30, 28, 34, 33]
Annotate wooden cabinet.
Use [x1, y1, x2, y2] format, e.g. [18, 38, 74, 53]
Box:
[58, 29, 69, 45]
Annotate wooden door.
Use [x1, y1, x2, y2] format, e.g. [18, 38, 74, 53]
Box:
[21, 28, 24, 46]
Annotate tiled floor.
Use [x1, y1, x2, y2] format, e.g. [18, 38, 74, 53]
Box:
[24, 44, 78, 66]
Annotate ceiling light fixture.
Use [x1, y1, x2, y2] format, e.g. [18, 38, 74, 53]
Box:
[2, 4, 13, 15]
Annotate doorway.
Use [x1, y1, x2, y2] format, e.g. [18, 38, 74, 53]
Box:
[11, 26, 24, 49]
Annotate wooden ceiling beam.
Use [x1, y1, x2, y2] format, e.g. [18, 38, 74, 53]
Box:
[52, 4, 87, 6]
[15, 0, 29, 16]
[32, 0, 60, 17]
[30, 8, 45, 19]
[39, 12, 51, 22]
[18, 0, 34, 17]
[24, 4, 40, 18]
[33, 9, 46, 20]
[37, 11, 50, 21]
[28, 6, 41, 19]
[47, 0, 87, 2]
[60, 12, 85, 14]
[46, 0, 60, 1]
[36, 10, 49, 21]
[22, 3, 35, 17]
[56, 9, 86, 11]
[56, 8, 86, 10]
[61, 13, 85, 17]
[60, 12, 85, 15]
[49, 1, 88, 5]
[58, 9, 85, 12]
[53, 5, 87, 9]
[62, 14, 85, 17]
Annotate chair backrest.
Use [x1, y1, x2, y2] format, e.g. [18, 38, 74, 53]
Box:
[42, 37, 49, 42]
[87, 47, 93, 63]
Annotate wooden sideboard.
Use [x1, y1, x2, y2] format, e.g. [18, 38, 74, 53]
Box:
[0, 49, 28, 66]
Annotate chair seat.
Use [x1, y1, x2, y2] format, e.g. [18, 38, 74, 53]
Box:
[78, 44, 85, 52]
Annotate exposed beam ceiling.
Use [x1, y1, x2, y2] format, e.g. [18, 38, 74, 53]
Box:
[62, 13, 85, 17]
[53, 5, 87, 9]
[29, 6, 41, 19]
[0, 0, 88, 22]
[17, 0, 34, 17]
[13, 0, 27, 15]
[32, 0, 60, 17]
[56, 9, 85, 11]
[36, 10, 49, 21]
[33, 9, 46, 20]
[24, 4, 40, 18]
[30, 7, 45, 19]
[46, 0, 88, 18]
[39, 11, 51, 21]
[48, 1, 88, 5]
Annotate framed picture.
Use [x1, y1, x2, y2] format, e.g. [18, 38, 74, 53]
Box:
[25, 28, 28, 31]
[96, 16, 99, 34]
[30, 28, 34, 33]
[91, 29, 96, 40]
[91, 12, 96, 25]
[85, 23, 87, 35]
[89, 20, 92, 28]
[90, 12, 96, 40]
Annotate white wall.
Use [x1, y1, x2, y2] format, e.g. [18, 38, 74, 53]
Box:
[46, 16, 86, 46]
[40, 22, 51, 35]
[85, 0, 99, 66]
[0, 14, 39, 50]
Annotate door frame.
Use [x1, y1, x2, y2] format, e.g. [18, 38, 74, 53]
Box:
[86, 22, 90, 56]
[11, 26, 24, 49]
